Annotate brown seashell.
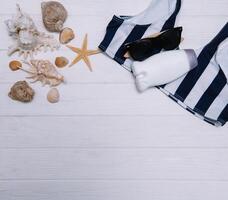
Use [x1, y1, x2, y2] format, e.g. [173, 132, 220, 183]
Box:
[47, 88, 60, 103]
[8, 81, 35, 103]
[55, 56, 69, 68]
[41, 1, 67, 32]
[9, 60, 22, 71]
[59, 27, 75, 44]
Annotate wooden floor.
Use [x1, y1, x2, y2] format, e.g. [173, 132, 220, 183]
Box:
[0, 0, 228, 199]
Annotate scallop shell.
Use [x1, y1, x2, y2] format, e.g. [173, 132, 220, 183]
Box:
[47, 88, 60, 103]
[59, 28, 75, 44]
[41, 1, 67, 32]
[8, 81, 35, 103]
[55, 56, 69, 68]
[9, 60, 22, 71]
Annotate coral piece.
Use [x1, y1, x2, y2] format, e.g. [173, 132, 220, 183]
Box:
[9, 60, 22, 71]
[47, 88, 60, 103]
[5, 4, 60, 59]
[59, 27, 75, 44]
[66, 34, 101, 71]
[41, 1, 67, 32]
[55, 56, 69, 68]
[19, 60, 64, 87]
[8, 81, 35, 102]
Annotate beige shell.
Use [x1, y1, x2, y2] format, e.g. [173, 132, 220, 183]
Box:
[55, 56, 69, 68]
[47, 88, 60, 103]
[41, 1, 67, 32]
[59, 28, 75, 44]
[9, 60, 22, 71]
[8, 81, 35, 103]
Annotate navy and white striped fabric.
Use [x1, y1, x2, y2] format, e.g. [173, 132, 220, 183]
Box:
[160, 24, 228, 126]
[99, 0, 228, 126]
[99, 0, 181, 71]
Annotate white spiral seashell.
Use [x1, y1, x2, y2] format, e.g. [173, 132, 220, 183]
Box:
[5, 4, 60, 59]
[18, 30, 38, 50]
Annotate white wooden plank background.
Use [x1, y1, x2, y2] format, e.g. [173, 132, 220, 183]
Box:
[0, 0, 228, 199]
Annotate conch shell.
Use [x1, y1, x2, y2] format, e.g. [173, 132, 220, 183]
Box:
[5, 4, 60, 59]
[41, 1, 68, 32]
[19, 60, 64, 87]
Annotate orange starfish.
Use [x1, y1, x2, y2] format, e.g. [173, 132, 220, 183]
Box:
[66, 34, 101, 71]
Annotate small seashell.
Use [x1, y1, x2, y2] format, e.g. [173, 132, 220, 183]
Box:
[55, 56, 69, 68]
[59, 27, 75, 44]
[41, 1, 67, 32]
[47, 88, 60, 103]
[8, 81, 35, 103]
[9, 60, 22, 71]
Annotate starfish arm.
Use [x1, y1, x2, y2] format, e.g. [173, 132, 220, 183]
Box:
[87, 49, 102, 56]
[82, 34, 88, 51]
[69, 55, 82, 67]
[66, 45, 81, 54]
[83, 55, 93, 72]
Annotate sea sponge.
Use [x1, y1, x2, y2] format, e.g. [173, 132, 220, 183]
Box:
[8, 81, 35, 102]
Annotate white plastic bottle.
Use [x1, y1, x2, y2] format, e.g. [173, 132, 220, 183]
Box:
[132, 49, 198, 92]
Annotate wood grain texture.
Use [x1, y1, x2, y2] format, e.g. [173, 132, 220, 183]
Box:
[1, 180, 228, 200]
[1, 148, 228, 180]
[1, 116, 226, 148]
[0, 0, 228, 199]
